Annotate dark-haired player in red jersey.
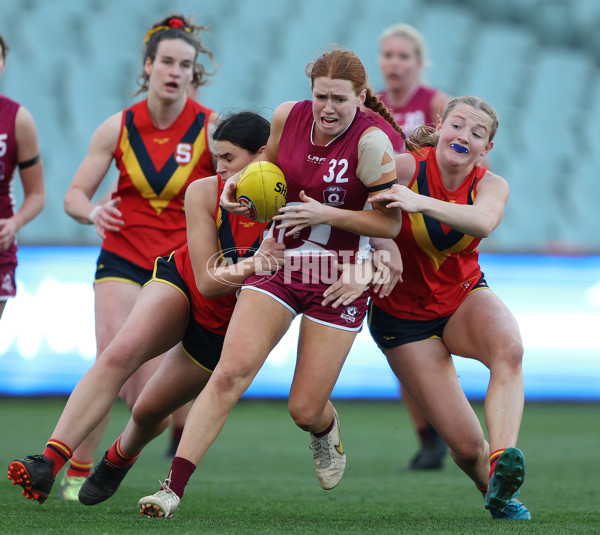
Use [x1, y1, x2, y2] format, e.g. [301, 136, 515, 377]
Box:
[0, 34, 45, 320]
[368, 96, 530, 521]
[28, 15, 217, 500]
[133, 46, 412, 519]
[7, 111, 284, 506]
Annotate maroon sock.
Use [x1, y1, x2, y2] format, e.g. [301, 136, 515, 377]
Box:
[165, 456, 197, 499]
[416, 426, 429, 445]
[171, 426, 184, 443]
[312, 418, 335, 438]
[42, 439, 73, 476]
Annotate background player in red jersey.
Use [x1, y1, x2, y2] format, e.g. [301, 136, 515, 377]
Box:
[134, 47, 411, 519]
[0, 34, 45, 320]
[368, 96, 530, 521]
[56, 14, 218, 500]
[7, 111, 283, 506]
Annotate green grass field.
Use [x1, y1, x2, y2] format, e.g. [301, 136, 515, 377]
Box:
[1, 398, 598, 534]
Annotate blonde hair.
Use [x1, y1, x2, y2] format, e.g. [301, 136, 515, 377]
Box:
[410, 96, 499, 148]
[379, 23, 432, 80]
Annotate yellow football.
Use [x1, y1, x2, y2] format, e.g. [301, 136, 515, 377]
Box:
[235, 161, 287, 223]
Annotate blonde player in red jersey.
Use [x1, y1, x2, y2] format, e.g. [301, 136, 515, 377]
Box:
[368, 22, 452, 470]
[58, 15, 218, 499]
[0, 34, 45, 320]
[134, 47, 411, 519]
[368, 96, 530, 521]
[7, 111, 283, 505]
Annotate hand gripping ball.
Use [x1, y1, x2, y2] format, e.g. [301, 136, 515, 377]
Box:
[235, 161, 287, 223]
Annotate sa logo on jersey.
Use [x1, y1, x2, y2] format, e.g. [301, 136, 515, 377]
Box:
[175, 143, 193, 165]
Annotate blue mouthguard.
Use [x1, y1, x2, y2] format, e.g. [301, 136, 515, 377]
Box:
[450, 143, 468, 153]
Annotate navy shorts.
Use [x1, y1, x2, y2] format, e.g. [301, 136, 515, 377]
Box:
[368, 275, 489, 349]
[94, 249, 153, 286]
[153, 254, 224, 372]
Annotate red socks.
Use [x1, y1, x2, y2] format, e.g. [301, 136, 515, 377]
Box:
[489, 448, 506, 481]
[66, 458, 93, 479]
[42, 439, 73, 476]
[106, 435, 141, 468]
[474, 448, 508, 496]
[165, 456, 197, 499]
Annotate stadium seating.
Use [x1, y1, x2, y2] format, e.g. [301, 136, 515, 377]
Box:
[0, 0, 598, 251]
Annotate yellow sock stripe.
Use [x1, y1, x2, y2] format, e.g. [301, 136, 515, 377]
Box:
[115, 436, 139, 461]
[69, 458, 93, 470]
[46, 439, 72, 458]
[489, 448, 505, 464]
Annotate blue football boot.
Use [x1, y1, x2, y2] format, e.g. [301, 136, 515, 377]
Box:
[485, 447, 529, 520]
[489, 493, 531, 520]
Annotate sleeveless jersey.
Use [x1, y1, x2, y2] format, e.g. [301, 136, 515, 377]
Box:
[103, 98, 215, 269]
[173, 176, 269, 335]
[0, 95, 21, 263]
[372, 85, 438, 154]
[372, 146, 487, 320]
[276, 100, 376, 273]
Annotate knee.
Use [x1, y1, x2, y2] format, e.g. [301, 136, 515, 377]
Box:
[131, 398, 168, 430]
[210, 361, 254, 398]
[449, 433, 486, 465]
[288, 399, 322, 431]
[492, 336, 524, 374]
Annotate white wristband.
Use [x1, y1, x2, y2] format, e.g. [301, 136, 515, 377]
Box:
[89, 205, 102, 224]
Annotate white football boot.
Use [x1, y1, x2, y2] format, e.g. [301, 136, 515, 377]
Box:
[309, 408, 346, 490]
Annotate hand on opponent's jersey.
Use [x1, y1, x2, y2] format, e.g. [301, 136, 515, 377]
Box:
[371, 243, 403, 298]
[321, 256, 372, 309]
[254, 237, 286, 274]
[368, 183, 422, 212]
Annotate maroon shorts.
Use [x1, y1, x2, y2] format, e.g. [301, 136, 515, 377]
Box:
[0, 262, 17, 300]
[242, 269, 368, 331]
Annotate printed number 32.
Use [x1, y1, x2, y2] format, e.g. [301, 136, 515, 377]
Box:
[323, 159, 348, 183]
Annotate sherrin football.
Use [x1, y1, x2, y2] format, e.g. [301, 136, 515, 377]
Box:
[235, 161, 287, 223]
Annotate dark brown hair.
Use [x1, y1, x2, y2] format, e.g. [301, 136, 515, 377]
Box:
[134, 14, 217, 96]
[213, 111, 270, 154]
